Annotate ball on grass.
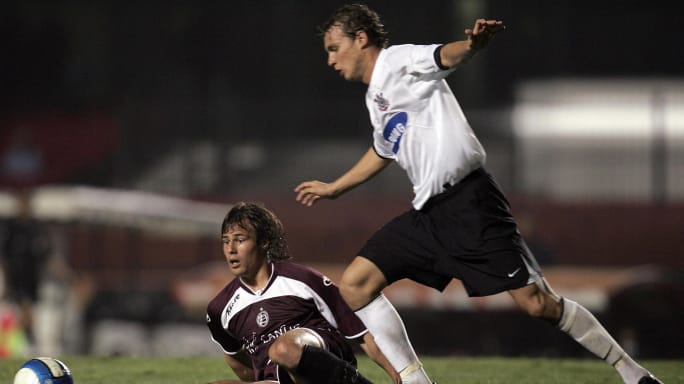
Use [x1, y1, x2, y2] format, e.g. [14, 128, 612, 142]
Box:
[13, 357, 74, 384]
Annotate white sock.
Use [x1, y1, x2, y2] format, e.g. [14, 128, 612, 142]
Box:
[355, 294, 432, 384]
[559, 298, 647, 383]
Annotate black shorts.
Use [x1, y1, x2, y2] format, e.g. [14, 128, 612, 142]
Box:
[358, 168, 541, 297]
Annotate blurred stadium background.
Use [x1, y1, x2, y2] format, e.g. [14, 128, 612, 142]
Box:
[1, 0, 682, 360]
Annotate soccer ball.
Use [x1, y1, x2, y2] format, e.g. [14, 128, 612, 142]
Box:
[13, 357, 74, 384]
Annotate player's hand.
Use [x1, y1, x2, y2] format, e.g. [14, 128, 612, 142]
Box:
[465, 18, 505, 51]
[294, 180, 335, 206]
[390, 370, 402, 384]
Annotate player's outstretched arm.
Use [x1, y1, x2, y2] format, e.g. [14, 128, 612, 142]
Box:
[439, 18, 505, 69]
[359, 332, 402, 384]
[294, 147, 391, 206]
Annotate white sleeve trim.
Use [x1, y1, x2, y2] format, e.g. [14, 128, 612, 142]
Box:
[344, 329, 369, 340]
[210, 335, 241, 355]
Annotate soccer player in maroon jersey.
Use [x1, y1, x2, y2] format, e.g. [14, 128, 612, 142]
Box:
[206, 202, 400, 384]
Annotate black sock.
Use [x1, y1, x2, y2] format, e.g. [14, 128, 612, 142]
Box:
[296, 345, 373, 384]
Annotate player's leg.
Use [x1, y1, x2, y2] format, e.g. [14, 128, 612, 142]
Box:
[268, 328, 374, 384]
[341, 256, 433, 384]
[296, 345, 374, 384]
[268, 328, 326, 370]
[509, 278, 663, 384]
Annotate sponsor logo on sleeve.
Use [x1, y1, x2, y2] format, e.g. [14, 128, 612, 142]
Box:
[383, 112, 408, 154]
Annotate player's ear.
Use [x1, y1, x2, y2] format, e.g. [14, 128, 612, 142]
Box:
[355, 29, 369, 47]
[260, 242, 271, 259]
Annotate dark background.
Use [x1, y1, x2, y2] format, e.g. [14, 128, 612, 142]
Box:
[1, 0, 683, 359]
[4, 0, 682, 111]
[2, 0, 682, 162]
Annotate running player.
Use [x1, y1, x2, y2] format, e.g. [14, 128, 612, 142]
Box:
[294, 4, 663, 384]
[206, 202, 400, 384]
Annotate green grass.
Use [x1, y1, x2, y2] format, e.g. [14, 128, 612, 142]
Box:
[1, 356, 682, 383]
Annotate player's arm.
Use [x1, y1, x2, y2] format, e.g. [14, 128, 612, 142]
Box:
[358, 332, 402, 384]
[223, 351, 254, 382]
[294, 147, 391, 206]
[439, 18, 505, 69]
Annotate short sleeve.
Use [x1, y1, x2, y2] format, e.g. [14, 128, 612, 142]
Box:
[401, 44, 456, 78]
[206, 307, 242, 354]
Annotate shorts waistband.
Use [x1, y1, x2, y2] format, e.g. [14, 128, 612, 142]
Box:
[441, 167, 486, 191]
[422, 167, 486, 211]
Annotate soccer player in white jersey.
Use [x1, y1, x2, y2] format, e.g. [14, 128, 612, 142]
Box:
[206, 202, 400, 384]
[294, 4, 663, 384]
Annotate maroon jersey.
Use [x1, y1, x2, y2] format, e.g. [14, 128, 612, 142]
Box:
[206, 261, 367, 382]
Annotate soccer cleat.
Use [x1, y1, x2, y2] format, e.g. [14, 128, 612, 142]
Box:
[638, 373, 663, 384]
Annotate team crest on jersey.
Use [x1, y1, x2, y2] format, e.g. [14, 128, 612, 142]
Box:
[256, 308, 269, 328]
[374, 92, 390, 111]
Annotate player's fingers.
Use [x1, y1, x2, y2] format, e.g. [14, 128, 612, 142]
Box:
[295, 186, 314, 204]
[307, 195, 320, 207]
[301, 193, 318, 207]
[295, 189, 311, 203]
[474, 18, 486, 34]
[487, 22, 506, 33]
[294, 181, 311, 193]
[477, 20, 504, 35]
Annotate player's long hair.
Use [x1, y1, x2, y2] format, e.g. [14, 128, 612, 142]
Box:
[319, 3, 389, 48]
[221, 202, 290, 261]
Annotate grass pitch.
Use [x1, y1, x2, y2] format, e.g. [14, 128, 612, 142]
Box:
[1, 356, 682, 383]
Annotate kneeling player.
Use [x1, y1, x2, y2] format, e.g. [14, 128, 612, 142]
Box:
[206, 202, 399, 384]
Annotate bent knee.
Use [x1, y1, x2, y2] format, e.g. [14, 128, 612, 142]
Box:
[338, 279, 369, 310]
[520, 298, 546, 318]
[520, 293, 562, 321]
[338, 272, 364, 297]
[511, 284, 562, 320]
[510, 279, 562, 321]
[339, 258, 386, 310]
[267, 338, 289, 363]
[268, 338, 301, 368]
[268, 329, 324, 368]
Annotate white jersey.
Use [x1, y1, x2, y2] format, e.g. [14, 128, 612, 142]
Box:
[366, 44, 486, 210]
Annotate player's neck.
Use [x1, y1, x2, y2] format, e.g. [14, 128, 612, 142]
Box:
[241, 262, 273, 293]
[361, 47, 381, 84]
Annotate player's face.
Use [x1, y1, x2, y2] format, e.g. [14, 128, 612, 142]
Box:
[221, 223, 267, 282]
[324, 25, 366, 82]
